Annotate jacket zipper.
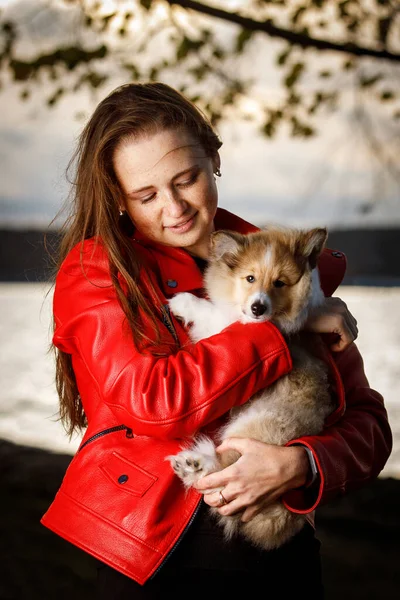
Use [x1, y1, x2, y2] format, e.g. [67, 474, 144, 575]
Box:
[78, 424, 134, 453]
[150, 498, 203, 579]
[161, 303, 180, 345]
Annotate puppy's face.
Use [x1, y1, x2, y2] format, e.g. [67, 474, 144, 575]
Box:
[205, 227, 327, 329]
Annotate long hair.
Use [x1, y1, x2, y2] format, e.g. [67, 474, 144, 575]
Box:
[52, 82, 222, 436]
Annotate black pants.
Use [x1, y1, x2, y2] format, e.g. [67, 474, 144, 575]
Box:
[97, 502, 324, 599]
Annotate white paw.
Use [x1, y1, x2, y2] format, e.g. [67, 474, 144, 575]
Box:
[166, 449, 217, 489]
[168, 293, 197, 324]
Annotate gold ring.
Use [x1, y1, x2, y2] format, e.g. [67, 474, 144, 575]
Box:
[219, 490, 228, 506]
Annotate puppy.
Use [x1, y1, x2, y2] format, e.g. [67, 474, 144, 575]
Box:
[167, 226, 335, 550]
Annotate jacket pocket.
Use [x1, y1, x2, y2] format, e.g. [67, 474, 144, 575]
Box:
[99, 451, 157, 497]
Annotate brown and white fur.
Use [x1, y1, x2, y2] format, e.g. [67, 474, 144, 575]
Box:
[167, 226, 334, 551]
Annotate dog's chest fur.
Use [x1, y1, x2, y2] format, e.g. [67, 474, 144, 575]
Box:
[221, 336, 333, 452]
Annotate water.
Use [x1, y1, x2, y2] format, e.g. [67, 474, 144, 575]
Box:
[0, 282, 399, 477]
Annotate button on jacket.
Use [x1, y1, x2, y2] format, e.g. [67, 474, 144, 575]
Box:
[41, 208, 392, 584]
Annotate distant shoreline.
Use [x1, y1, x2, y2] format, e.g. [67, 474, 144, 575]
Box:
[1, 228, 400, 285]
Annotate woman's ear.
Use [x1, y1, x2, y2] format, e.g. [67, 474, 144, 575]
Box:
[212, 152, 221, 174]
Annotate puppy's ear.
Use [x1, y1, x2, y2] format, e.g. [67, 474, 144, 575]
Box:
[296, 228, 328, 269]
[210, 231, 245, 267]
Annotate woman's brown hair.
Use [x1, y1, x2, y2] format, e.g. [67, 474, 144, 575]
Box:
[51, 82, 222, 436]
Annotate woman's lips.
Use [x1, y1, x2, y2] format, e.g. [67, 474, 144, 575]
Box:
[165, 213, 197, 233]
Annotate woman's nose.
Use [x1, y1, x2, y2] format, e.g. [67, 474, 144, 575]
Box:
[164, 192, 188, 217]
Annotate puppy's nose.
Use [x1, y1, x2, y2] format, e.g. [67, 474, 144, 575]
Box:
[251, 301, 267, 317]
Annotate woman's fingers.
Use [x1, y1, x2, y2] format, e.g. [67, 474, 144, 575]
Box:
[195, 438, 247, 492]
[330, 318, 356, 351]
[203, 487, 263, 517]
[198, 440, 310, 523]
[195, 462, 236, 493]
[203, 487, 278, 521]
[306, 296, 358, 351]
[329, 301, 359, 351]
[203, 489, 238, 513]
[336, 297, 358, 341]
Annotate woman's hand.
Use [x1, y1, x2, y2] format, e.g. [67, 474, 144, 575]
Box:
[305, 296, 358, 352]
[195, 438, 310, 522]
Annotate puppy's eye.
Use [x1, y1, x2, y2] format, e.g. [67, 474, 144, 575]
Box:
[246, 275, 255, 283]
[273, 280, 285, 288]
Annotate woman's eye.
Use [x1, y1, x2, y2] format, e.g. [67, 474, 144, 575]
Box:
[177, 173, 199, 188]
[273, 280, 285, 288]
[246, 275, 255, 283]
[141, 194, 156, 204]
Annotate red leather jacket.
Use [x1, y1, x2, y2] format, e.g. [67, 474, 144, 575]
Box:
[41, 208, 392, 584]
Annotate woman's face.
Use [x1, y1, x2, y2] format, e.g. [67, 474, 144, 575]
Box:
[113, 128, 220, 259]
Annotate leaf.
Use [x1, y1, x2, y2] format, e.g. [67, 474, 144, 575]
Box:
[189, 64, 207, 82]
[261, 109, 284, 138]
[288, 92, 301, 105]
[2, 21, 14, 34]
[347, 19, 359, 33]
[291, 116, 314, 137]
[222, 83, 244, 106]
[85, 72, 108, 89]
[123, 63, 140, 80]
[101, 13, 117, 32]
[213, 47, 225, 60]
[378, 17, 391, 45]
[73, 72, 107, 92]
[284, 63, 304, 88]
[291, 6, 306, 26]
[381, 91, 395, 101]
[359, 74, 382, 88]
[343, 59, 355, 70]
[262, 120, 275, 138]
[338, 1, 351, 19]
[236, 29, 253, 53]
[176, 37, 203, 61]
[308, 91, 336, 114]
[149, 67, 158, 81]
[201, 29, 212, 43]
[210, 110, 222, 126]
[276, 47, 291, 66]
[140, 0, 153, 10]
[47, 87, 64, 107]
[9, 60, 32, 81]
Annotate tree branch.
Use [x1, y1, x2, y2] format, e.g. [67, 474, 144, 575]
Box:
[166, 0, 400, 63]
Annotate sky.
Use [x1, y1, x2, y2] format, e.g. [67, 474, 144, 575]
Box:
[0, 0, 399, 230]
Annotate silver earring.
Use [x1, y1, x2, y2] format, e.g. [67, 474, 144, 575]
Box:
[119, 209, 124, 216]
[214, 168, 221, 177]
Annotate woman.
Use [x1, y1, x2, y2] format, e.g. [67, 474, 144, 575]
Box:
[41, 82, 392, 598]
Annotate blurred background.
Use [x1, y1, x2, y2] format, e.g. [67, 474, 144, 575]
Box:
[0, 1, 399, 598]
